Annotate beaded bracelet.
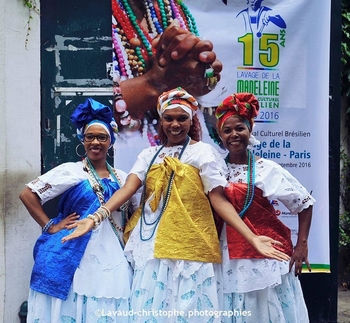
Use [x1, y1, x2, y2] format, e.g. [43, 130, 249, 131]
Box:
[42, 219, 54, 233]
[113, 78, 141, 131]
[100, 205, 111, 218]
[87, 214, 100, 229]
[118, 200, 130, 212]
[94, 208, 109, 221]
[94, 211, 103, 223]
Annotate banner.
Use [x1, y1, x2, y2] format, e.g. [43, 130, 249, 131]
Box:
[112, 0, 331, 270]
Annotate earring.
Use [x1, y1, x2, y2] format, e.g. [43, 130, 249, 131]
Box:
[107, 147, 115, 158]
[75, 143, 86, 157]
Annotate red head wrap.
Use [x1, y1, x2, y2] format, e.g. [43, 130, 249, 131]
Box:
[215, 93, 259, 131]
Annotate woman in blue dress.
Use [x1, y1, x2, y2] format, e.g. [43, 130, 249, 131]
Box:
[20, 98, 136, 323]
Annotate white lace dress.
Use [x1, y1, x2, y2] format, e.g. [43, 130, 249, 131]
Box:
[222, 158, 315, 323]
[124, 142, 227, 323]
[26, 161, 134, 323]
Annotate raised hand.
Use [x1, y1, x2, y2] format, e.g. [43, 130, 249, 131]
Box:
[154, 20, 219, 66]
[149, 19, 222, 97]
[117, 20, 223, 118]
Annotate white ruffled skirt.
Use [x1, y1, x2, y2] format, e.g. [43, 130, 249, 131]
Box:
[27, 215, 132, 323]
[124, 200, 223, 323]
[220, 224, 309, 323]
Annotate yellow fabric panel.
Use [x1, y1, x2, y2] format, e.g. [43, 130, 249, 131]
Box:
[124, 156, 221, 263]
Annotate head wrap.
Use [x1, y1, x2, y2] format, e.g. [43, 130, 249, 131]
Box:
[70, 98, 118, 144]
[215, 93, 259, 131]
[157, 87, 198, 119]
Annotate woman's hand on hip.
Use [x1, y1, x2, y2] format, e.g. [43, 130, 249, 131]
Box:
[290, 241, 311, 276]
[48, 212, 80, 234]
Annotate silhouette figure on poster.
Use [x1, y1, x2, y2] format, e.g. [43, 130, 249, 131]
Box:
[237, 0, 286, 37]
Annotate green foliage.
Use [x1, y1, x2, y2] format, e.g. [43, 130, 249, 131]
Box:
[340, 212, 350, 247]
[340, 149, 350, 247]
[342, 0, 350, 112]
[341, 4, 350, 284]
[22, 0, 39, 13]
[22, 0, 40, 49]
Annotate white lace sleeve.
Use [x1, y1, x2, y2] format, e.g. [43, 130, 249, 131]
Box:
[196, 142, 228, 194]
[26, 162, 86, 205]
[115, 168, 141, 211]
[257, 159, 315, 214]
[129, 147, 157, 182]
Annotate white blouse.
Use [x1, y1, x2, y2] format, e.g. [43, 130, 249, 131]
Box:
[221, 157, 315, 293]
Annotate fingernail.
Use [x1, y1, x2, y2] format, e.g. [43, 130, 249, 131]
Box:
[159, 58, 166, 66]
[171, 18, 180, 27]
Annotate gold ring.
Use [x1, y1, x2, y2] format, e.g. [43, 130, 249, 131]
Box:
[207, 76, 218, 90]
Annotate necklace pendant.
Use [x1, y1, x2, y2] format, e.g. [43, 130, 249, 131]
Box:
[93, 184, 102, 193]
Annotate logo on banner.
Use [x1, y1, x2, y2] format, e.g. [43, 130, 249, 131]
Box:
[235, 0, 287, 124]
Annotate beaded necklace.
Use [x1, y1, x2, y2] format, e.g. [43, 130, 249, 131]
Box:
[112, 0, 199, 146]
[112, 0, 199, 79]
[139, 135, 190, 241]
[226, 150, 256, 218]
[84, 158, 128, 247]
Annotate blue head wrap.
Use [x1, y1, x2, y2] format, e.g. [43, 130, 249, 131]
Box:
[70, 98, 118, 144]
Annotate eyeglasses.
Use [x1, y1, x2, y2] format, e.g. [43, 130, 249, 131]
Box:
[83, 134, 109, 142]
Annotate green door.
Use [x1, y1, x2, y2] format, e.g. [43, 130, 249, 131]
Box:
[41, 0, 113, 172]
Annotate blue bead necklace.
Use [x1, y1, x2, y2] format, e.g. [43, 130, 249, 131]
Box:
[226, 149, 255, 218]
[139, 136, 191, 241]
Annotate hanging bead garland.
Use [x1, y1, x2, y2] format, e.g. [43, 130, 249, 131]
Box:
[112, 0, 200, 143]
[139, 136, 190, 241]
[225, 150, 256, 218]
[112, 0, 199, 78]
[113, 73, 141, 131]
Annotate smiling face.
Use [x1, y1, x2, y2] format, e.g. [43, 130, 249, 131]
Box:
[219, 116, 251, 164]
[83, 124, 111, 163]
[161, 107, 192, 147]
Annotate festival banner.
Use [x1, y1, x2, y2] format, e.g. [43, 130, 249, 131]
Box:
[112, 0, 331, 270]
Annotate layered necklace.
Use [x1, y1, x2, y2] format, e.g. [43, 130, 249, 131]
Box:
[84, 157, 128, 247]
[226, 149, 256, 218]
[139, 136, 190, 241]
[111, 0, 199, 146]
[112, 0, 199, 79]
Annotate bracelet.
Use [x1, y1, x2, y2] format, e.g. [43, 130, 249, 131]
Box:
[42, 219, 54, 233]
[113, 79, 141, 131]
[100, 205, 111, 218]
[94, 211, 103, 223]
[93, 207, 109, 222]
[118, 200, 130, 212]
[87, 214, 100, 229]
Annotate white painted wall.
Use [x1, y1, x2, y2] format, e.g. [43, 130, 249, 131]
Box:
[0, 1, 41, 321]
